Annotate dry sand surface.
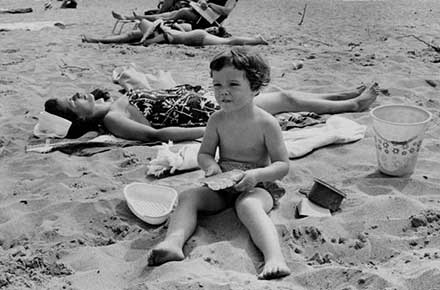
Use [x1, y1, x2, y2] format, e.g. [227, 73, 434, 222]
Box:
[1, 0, 440, 289]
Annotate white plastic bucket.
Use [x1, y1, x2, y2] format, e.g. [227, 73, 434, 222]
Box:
[370, 104, 432, 176]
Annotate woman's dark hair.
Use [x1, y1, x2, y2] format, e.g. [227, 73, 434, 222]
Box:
[209, 47, 270, 92]
[44, 89, 110, 138]
[206, 26, 231, 38]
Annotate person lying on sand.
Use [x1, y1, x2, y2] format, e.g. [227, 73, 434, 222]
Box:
[113, 0, 237, 30]
[82, 18, 267, 46]
[44, 64, 379, 141]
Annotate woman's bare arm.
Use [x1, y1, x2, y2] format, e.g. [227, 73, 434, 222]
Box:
[103, 112, 205, 142]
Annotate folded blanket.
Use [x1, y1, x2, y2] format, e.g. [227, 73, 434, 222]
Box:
[146, 116, 367, 177]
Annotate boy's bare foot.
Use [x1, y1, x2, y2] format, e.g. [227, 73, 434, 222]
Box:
[352, 82, 380, 111]
[257, 259, 291, 280]
[147, 240, 184, 266]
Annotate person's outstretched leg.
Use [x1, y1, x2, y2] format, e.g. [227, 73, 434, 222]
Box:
[256, 82, 379, 115]
[112, 10, 137, 21]
[202, 34, 269, 46]
[81, 30, 143, 44]
[126, 7, 197, 22]
[306, 84, 367, 100]
[148, 187, 227, 266]
[235, 189, 290, 280]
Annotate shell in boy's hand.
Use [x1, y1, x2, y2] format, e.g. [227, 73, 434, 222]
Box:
[200, 170, 244, 191]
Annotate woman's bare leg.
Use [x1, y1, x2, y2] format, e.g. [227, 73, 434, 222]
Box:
[256, 82, 379, 115]
[202, 33, 269, 46]
[112, 10, 137, 21]
[81, 30, 143, 44]
[125, 7, 197, 22]
[235, 189, 290, 280]
[148, 187, 228, 266]
[136, 19, 160, 44]
[306, 85, 367, 100]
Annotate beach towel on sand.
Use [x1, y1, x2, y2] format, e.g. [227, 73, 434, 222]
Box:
[29, 65, 360, 158]
[146, 115, 367, 177]
[26, 134, 160, 156]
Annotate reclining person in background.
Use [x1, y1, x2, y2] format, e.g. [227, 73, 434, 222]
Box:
[112, 0, 238, 30]
[156, 0, 192, 13]
[82, 18, 267, 46]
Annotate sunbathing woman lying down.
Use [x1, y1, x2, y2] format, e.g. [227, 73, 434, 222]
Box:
[44, 81, 379, 141]
[82, 19, 267, 46]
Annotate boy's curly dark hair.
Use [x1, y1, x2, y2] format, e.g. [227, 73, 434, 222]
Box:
[44, 89, 110, 138]
[209, 47, 271, 93]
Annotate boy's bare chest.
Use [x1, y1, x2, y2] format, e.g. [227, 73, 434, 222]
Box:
[218, 122, 265, 155]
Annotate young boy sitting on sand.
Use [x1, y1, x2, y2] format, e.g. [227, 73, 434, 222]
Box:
[148, 47, 291, 280]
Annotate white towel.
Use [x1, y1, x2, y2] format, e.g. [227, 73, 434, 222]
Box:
[283, 115, 367, 158]
[112, 64, 177, 91]
[146, 116, 367, 176]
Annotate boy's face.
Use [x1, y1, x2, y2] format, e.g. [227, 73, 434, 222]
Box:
[212, 65, 256, 113]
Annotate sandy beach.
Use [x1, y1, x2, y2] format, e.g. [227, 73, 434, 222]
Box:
[1, 0, 440, 289]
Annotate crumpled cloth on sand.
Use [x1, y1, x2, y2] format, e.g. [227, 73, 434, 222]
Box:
[26, 134, 159, 156]
[147, 115, 367, 177]
[282, 115, 367, 158]
[112, 64, 177, 92]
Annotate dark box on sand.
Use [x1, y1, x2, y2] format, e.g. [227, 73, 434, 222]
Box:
[308, 178, 347, 212]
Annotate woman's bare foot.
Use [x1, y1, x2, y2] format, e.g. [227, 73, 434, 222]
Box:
[257, 259, 291, 280]
[147, 240, 185, 266]
[352, 82, 380, 111]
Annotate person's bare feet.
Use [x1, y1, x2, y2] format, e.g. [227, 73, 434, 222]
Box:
[256, 35, 269, 45]
[147, 240, 185, 266]
[352, 82, 380, 111]
[80, 34, 95, 43]
[112, 11, 126, 20]
[257, 259, 291, 280]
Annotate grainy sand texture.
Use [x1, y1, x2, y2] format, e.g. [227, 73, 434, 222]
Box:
[1, 0, 440, 289]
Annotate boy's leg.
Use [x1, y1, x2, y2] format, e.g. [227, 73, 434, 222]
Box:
[235, 188, 290, 280]
[148, 186, 227, 266]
